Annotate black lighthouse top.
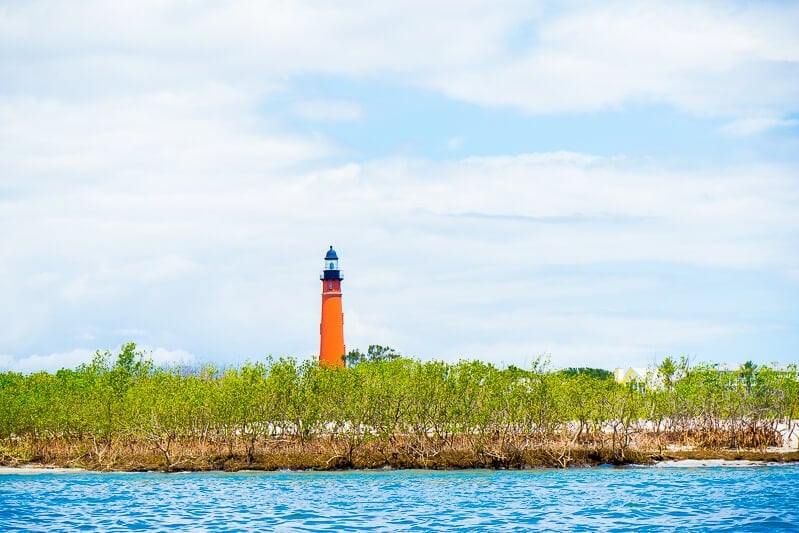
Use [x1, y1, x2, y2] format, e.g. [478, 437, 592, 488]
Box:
[321, 245, 343, 280]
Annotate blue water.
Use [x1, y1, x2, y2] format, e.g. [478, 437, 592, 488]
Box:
[1, 465, 798, 532]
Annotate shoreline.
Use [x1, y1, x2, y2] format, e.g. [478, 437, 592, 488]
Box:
[2, 446, 798, 473]
[2, 459, 797, 475]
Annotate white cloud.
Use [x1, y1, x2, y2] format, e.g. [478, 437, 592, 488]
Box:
[1, 2, 796, 121]
[0, 92, 331, 194]
[149, 347, 197, 366]
[447, 136, 463, 150]
[369, 311, 737, 369]
[94, 255, 205, 286]
[0, 346, 197, 373]
[351, 154, 798, 269]
[720, 116, 799, 136]
[291, 99, 363, 121]
[422, 2, 799, 120]
[0, 349, 93, 373]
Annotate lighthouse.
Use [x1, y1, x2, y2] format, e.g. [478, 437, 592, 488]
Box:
[319, 246, 345, 367]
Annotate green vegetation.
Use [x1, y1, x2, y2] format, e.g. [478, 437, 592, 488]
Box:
[344, 344, 401, 366]
[1, 343, 797, 471]
[558, 367, 614, 380]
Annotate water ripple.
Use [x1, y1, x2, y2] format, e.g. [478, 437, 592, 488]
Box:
[1, 465, 798, 531]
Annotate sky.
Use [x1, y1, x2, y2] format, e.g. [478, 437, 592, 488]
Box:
[1, 1, 798, 373]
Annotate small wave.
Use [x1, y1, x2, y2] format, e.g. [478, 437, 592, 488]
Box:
[1, 467, 797, 530]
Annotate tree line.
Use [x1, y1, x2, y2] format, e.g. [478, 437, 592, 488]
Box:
[0, 344, 797, 470]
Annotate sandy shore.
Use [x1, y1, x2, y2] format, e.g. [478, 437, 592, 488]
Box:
[650, 459, 776, 467]
[0, 466, 87, 474]
[2, 435, 797, 472]
[2, 461, 796, 474]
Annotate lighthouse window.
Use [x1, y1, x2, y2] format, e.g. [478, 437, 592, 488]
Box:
[329, 262, 335, 269]
[328, 282, 333, 290]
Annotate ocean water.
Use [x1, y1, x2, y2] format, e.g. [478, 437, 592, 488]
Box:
[1, 465, 798, 532]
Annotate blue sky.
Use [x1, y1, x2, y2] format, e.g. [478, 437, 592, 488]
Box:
[272, 75, 799, 164]
[0, 1, 798, 372]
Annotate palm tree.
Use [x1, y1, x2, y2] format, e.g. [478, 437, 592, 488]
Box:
[658, 357, 677, 391]
[741, 360, 758, 393]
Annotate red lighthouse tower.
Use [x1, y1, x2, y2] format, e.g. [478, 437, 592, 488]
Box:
[319, 246, 345, 367]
